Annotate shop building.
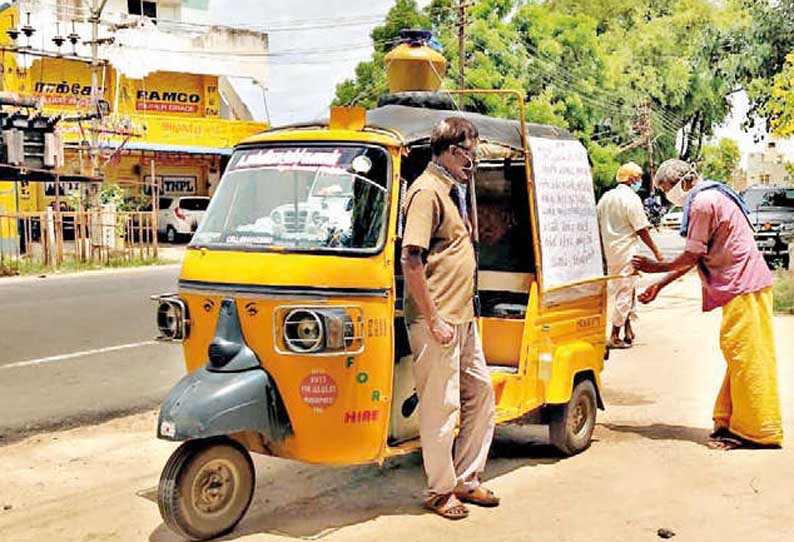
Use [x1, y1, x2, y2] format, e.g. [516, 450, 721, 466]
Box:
[746, 140, 794, 189]
[0, 0, 269, 214]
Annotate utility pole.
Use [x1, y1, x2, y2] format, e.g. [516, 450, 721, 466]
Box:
[642, 100, 655, 179]
[89, 0, 109, 177]
[457, 0, 466, 109]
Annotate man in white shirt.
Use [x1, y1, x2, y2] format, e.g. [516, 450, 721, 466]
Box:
[597, 162, 663, 348]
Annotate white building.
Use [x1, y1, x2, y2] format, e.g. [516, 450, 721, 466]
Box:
[746, 140, 794, 187]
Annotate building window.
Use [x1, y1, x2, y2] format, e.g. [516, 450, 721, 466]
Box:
[760, 174, 771, 185]
[128, 0, 157, 18]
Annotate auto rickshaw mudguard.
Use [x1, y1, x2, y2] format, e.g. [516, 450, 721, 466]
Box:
[157, 366, 293, 442]
[545, 341, 605, 409]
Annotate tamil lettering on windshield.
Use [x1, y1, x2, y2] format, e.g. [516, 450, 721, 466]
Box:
[191, 145, 390, 252]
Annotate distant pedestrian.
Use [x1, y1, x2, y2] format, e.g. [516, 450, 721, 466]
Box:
[633, 159, 783, 450]
[597, 162, 663, 349]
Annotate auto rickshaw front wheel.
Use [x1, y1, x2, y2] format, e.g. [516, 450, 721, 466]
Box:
[549, 379, 597, 456]
[158, 438, 255, 541]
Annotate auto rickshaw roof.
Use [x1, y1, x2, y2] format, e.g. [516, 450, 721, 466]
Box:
[248, 105, 577, 154]
[365, 105, 577, 151]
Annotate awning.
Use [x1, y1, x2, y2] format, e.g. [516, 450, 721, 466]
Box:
[0, 164, 102, 183]
[96, 141, 234, 156]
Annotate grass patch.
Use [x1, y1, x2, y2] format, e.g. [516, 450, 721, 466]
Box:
[774, 269, 794, 314]
[0, 256, 174, 277]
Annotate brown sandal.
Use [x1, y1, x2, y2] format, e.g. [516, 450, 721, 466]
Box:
[707, 436, 743, 450]
[425, 493, 469, 520]
[455, 486, 500, 507]
[607, 337, 630, 349]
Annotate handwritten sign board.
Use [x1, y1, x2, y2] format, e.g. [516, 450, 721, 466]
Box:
[528, 137, 604, 292]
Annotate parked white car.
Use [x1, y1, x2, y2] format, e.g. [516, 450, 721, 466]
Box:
[157, 196, 211, 243]
[661, 206, 683, 229]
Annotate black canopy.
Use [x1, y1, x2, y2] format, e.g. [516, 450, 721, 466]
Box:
[365, 105, 576, 150]
[269, 104, 577, 153]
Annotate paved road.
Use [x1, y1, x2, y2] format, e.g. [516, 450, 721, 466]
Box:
[0, 231, 683, 441]
[642, 227, 685, 260]
[1, 274, 792, 542]
[0, 266, 186, 439]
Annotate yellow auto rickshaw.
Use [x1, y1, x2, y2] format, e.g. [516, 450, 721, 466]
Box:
[152, 33, 609, 540]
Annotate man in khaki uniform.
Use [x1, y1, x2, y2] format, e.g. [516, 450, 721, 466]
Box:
[401, 117, 498, 520]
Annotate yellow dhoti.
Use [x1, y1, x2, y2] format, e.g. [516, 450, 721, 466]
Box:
[714, 288, 783, 446]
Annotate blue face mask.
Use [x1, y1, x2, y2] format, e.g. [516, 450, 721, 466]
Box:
[631, 181, 643, 193]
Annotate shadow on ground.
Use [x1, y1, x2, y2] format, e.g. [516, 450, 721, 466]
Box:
[148, 425, 565, 541]
[602, 422, 711, 446]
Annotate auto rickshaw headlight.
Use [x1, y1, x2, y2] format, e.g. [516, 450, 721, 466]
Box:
[284, 309, 324, 353]
[152, 295, 189, 342]
[278, 306, 363, 355]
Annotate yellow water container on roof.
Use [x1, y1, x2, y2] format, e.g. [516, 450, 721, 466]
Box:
[385, 32, 447, 93]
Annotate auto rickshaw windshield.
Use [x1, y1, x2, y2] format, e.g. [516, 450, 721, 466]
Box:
[191, 144, 391, 252]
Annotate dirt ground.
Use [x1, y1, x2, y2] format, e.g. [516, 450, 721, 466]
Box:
[1, 273, 792, 542]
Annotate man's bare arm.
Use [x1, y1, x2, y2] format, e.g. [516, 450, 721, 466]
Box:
[401, 246, 437, 321]
[637, 227, 663, 262]
[638, 263, 695, 304]
[633, 249, 699, 274]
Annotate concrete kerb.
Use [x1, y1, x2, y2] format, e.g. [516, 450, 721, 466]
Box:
[0, 245, 186, 284]
[0, 261, 183, 285]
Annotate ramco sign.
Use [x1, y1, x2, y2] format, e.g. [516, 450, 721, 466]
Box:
[136, 90, 202, 114]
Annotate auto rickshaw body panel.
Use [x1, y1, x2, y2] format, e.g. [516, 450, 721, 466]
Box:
[159, 104, 609, 467]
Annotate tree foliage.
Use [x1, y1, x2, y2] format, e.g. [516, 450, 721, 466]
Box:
[728, 0, 794, 131]
[699, 138, 741, 184]
[333, 0, 794, 191]
[768, 53, 794, 138]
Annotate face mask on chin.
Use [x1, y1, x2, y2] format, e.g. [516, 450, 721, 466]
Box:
[455, 145, 478, 180]
[665, 180, 689, 206]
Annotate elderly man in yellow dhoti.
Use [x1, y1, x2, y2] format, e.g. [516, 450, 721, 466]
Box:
[597, 162, 663, 348]
[633, 159, 783, 450]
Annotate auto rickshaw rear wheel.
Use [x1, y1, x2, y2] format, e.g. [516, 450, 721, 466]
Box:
[158, 438, 255, 541]
[549, 379, 597, 456]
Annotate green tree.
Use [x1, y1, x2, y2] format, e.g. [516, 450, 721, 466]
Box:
[728, 0, 794, 131]
[699, 138, 741, 183]
[332, 0, 783, 190]
[550, 0, 754, 161]
[768, 53, 794, 138]
[332, 0, 430, 109]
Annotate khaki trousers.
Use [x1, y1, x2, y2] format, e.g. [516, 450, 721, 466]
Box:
[407, 320, 495, 496]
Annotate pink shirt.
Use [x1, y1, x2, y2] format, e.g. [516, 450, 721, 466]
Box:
[685, 190, 773, 311]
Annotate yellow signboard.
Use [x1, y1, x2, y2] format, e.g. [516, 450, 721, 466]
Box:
[6, 57, 218, 120]
[25, 58, 112, 111]
[53, 113, 266, 149]
[118, 71, 219, 118]
[0, 181, 18, 241]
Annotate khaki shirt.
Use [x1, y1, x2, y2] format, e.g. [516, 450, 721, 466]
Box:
[402, 163, 476, 324]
